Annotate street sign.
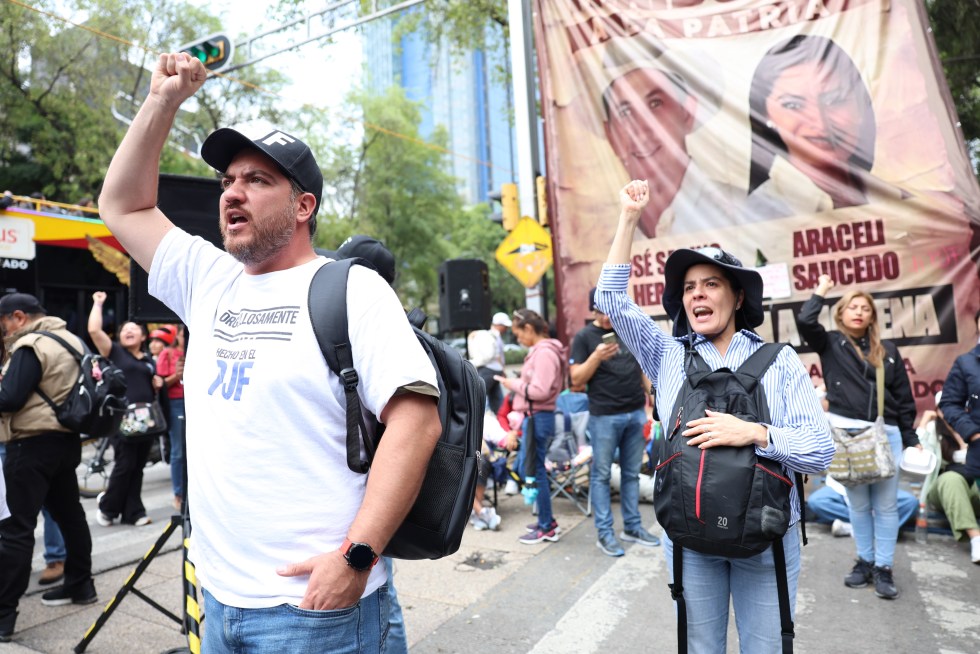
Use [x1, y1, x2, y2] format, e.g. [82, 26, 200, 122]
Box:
[495, 217, 553, 288]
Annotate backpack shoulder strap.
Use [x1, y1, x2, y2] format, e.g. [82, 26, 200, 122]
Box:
[733, 342, 786, 391]
[36, 331, 84, 361]
[33, 331, 84, 411]
[308, 258, 375, 474]
[682, 343, 712, 385]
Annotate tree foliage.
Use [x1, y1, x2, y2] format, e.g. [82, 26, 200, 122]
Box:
[311, 87, 461, 311]
[0, 0, 293, 202]
[379, 0, 508, 59]
[927, 0, 980, 172]
[309, 86, 527, 319]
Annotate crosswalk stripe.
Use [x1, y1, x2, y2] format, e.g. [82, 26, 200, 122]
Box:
[528, 545, 663, 653]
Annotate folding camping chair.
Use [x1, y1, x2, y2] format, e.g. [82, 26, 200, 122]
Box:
[543, 391, 592, 516]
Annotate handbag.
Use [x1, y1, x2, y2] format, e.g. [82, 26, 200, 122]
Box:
[827, 365, 896, 486]
[119, 401, 169, 439]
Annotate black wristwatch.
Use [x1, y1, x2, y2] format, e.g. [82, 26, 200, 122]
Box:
[341, 538, 379, 572]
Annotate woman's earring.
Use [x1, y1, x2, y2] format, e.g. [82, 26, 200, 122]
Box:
[765, 120, 775, 131]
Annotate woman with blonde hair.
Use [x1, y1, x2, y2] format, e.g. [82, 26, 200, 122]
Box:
[796, 274, 919, 599]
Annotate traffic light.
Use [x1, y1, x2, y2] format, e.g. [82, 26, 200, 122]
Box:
[178, 33, 233, 73]
[500, 182, 519, 231]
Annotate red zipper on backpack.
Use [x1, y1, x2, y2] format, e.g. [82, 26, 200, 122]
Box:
[755, 463, 793, 486]
[669, 407, 683, 439]
[655, 451, 682, 471]
[695, 450, 706, 523]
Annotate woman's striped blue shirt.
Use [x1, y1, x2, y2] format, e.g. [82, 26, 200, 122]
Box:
[595, 264, 834, 524]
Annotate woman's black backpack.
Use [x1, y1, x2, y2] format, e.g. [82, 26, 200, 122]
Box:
[655, 342, 804, 654]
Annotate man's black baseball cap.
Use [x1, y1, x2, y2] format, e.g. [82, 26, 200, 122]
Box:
[0, 292, 46, 316]
[201, 128, 323, 217]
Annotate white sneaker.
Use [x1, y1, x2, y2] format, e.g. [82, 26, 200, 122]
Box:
[470, 510, 489, 531]
[95, 492, 113, 527]
[504, 480, 519, 496]
[831, 519, 853, 537]
[479, 507, 501, 531]
[970, 536, 980, 565]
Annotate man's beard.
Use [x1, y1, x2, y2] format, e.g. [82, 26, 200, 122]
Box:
[222, 201, 296, 267]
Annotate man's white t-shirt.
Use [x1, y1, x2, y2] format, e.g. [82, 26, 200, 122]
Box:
[149, 228, 437, 609]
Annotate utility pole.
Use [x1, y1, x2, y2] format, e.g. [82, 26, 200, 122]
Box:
[507, 0, 547, 319]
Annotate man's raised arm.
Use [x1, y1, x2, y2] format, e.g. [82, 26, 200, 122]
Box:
[100, 53, 208, 272]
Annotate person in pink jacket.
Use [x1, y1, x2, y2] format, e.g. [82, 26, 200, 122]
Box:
[495, 308, 567, 544]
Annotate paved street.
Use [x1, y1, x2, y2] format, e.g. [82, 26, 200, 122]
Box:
[1, 461, 978, 653]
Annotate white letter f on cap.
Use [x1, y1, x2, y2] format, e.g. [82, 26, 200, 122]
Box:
[262, 132, 295, 147]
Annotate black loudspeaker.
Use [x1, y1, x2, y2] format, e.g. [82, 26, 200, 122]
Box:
[438, 259, 491, 333]
[129, 174, 223, 322]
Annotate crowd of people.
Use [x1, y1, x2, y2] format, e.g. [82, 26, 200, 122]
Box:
[0, 49, 977, 652]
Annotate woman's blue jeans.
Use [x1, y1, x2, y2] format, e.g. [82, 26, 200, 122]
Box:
[663, 526, 801, 653]
[845, 424, 904, 567]
[201, 585, 389, 653]
[524, 411, 556, 529]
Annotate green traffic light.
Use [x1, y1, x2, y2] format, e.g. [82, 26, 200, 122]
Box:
[181, 34, 230, 71]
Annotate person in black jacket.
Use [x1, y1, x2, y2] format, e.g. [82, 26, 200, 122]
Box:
[88, 291, 161, 527]
[939, 309, 980, 482]
[796, 274, 919, 600]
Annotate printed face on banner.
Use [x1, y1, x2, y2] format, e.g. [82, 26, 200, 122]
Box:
[603, 67, 697, 237]
[765, 61, 863, 176]
[747, 34, 880, 218]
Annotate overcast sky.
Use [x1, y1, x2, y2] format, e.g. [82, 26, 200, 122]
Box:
[198, 0, 363, 111]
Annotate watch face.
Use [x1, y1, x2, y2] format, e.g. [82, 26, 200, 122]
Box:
[346, 543, 375, 571]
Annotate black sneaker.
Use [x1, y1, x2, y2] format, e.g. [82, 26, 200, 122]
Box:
[844, 559, 874, 588]
[873, 565, 899, 599]
[0, 609, 16, 643]
[41, 580, 98, 607]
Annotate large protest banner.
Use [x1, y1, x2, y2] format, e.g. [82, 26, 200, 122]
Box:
[535, 0, 980, 411]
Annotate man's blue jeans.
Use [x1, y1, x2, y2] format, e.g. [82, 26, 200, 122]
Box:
[663, 526, 801, 653]
[807, 483, 918, 527]
[384, 556, 407, 654]
[201, 585, 389, 653]
[845, 425, 904, 567]
[42, 508, 66, 563]
[589, 408, 647, 538]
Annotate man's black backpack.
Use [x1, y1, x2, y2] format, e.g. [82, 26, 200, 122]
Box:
[308, 258, 486, 560]
[35, 332, 128, 438]
[654, 342, 805, 654]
